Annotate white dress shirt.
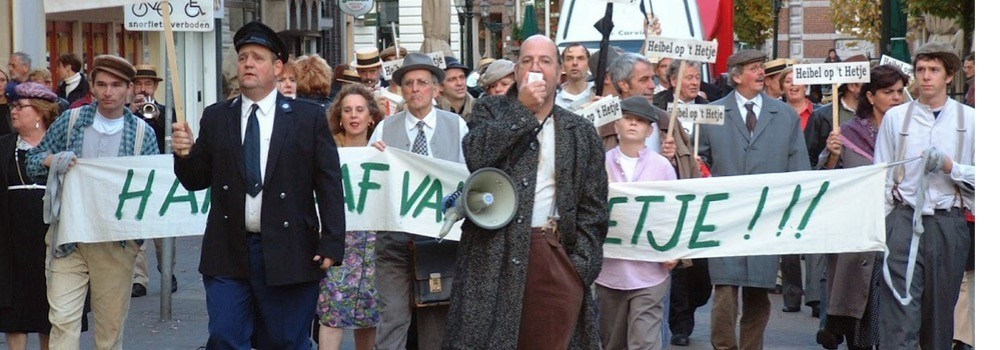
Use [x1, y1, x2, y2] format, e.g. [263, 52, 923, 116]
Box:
[873, 98, 975, 215]
[241, 89, 278, 233]
[368, 108, 470, 163]
[734, 90, 763, 124]
[531, 117, 557, 227]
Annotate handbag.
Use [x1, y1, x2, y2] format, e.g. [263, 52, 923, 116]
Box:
[409, 238, 459, 307]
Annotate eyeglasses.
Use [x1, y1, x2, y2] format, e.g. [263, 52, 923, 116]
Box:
[402, 79, 433, 89]
[10, 102, 34, 111]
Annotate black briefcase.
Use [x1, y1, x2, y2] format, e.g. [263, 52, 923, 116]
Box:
[409, 238, 459, 307]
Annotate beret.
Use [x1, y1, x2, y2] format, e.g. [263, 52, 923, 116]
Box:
[15, 82, 58, 103]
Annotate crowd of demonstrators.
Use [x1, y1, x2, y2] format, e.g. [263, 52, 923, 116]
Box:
[0, 17, 978, 350]
[0, 82, 60, 350]
[873, 42, 974, 350]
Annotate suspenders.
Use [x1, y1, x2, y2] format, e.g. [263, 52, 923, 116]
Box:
[65, 107, 147, 156]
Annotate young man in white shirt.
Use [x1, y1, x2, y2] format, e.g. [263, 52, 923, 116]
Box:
[555, 43, 593, 110]
[873, 42, 974, 350]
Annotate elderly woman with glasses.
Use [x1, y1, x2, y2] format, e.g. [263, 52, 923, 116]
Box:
[0, 82, 61, 350]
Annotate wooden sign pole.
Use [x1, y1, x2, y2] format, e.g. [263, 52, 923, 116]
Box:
[831, 83, 840, 131]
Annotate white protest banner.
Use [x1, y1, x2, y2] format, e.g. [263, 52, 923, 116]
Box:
[124, 0, 215, 31]
[793, 62, 871, 85]
[576, 95, 622, 128]
[44, 0, 142, 13]
[644, 36, 719, 63]
[55, 148, 468, 245]
[663, 103, 725, 125]
[56, 151, 888, 260]
[607, 0, 639, 4]
[382, 58, 405, 81]
[879, 55, 914, 78]
[603, 164, 887, 261]
[427, 52, 448, 69]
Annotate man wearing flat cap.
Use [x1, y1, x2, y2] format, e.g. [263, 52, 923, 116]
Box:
[873, 42, 974, 350]
[368, 51, 468, 350]
[26, 54, 159, 349]
[698, 49, 810, 350]
[380, 45, 409, 62]
[171, 21, 346, 349]
[439, 56, 475, 120]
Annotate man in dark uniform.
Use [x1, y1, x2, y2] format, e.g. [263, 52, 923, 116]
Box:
[171, 21, 346, 349]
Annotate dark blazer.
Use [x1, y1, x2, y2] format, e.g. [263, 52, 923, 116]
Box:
[444, 95, 608, 349]
[174, 93, 346, 286]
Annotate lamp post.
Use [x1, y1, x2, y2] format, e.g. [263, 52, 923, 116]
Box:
[456, 0, 476, 67]
[772, 0, 781, 59]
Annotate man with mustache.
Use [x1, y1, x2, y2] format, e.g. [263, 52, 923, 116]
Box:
[698, 49, 810, 350]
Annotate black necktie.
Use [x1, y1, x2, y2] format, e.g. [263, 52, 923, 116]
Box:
[745, 101, 757, 135]
[245, 104, 262, 196]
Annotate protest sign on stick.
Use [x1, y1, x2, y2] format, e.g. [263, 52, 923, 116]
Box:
[576, 95, 623, 128]
[794, 62, 871, 127]
[663, 103, 725, 156]
[644, 37, 719, 64]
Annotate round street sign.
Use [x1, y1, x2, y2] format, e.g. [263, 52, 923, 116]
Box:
[340, 0, 375, 17]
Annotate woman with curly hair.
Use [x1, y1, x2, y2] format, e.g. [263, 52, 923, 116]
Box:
[295, 54, 334, 109]
[317, 83, 384, 350]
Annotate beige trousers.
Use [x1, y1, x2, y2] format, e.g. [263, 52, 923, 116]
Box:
[132, 238, 175, 287]
[46, 232, 140, 350]
[954, 270, 975, 346]
[596, 278, 670, 350]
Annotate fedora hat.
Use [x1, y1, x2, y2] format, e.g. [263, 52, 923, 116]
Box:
[353, 48, 383, 69]
[391, 52, 445, 86]
[133, 64, 163, 82]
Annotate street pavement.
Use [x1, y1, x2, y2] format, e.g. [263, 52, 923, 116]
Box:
[4, 235, 828, 349]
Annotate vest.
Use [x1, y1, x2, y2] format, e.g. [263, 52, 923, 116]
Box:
[382, 109, 462, 162]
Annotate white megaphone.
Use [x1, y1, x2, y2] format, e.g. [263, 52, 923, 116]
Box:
[438, 167, 519, 238]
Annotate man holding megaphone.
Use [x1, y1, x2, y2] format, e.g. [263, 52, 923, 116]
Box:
[442, 35, 608, 350]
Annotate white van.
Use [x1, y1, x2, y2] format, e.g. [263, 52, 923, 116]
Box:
[555, 0, 705, 53]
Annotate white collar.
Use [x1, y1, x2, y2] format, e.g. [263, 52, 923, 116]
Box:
[241, 88, 279, 118]
[735, 90, 762, 108]
[405, 108, 437, 131]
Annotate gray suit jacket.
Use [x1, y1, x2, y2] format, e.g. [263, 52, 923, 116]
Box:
[699, 91, 810, 288]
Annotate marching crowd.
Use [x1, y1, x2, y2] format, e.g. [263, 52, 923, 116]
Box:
[0, 19, 975, 350]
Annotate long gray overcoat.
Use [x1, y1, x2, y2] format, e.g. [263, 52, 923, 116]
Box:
[698, 91, 811, 288]
[442, 95, 608, 349]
